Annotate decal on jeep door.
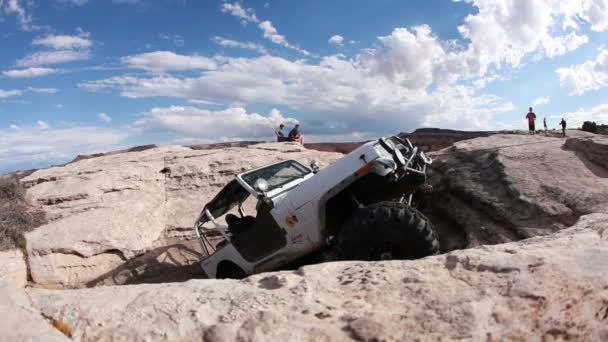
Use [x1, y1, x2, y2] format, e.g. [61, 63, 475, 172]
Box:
[286, 215, 298, 227]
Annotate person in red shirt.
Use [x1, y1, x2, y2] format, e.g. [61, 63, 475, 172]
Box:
[525, 107, 536, 135]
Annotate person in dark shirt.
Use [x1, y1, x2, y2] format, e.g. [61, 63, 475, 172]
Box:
[288, 124, 303, 144]
[275, 123, 286, 142]
[560, 118, 567, 137]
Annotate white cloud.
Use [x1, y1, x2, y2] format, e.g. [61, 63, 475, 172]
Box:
[220, 3, 309, 56]
[131, 106, 298, 140]
[362, 25, 444, 90]
[532, 96, 550, 106]
[220, 2, 258, 23]
[328, 35, 344, 46]
[159, 33, 184, 46]
[212, 36, 267, 54]
[557, 49, 608, 95]
[36, 120, 50, 129]
[120, 51, 217, 72]
[258, 20, 310, 55]
[97, 112, 112, 122]
[54, 0, 89, 6]
[0, 124, 129, 171]
[188, 99, 219, 105]
[0, 87, 57, 98]
[27, 87, 59, 93]
[433, 0, 608, 85]
[32, 33, 92, 50]
[16, 49, 91, 67]
[0, 89, 23, 98]
[2, 67, 59, 78]
[561, 103, 608, 127]
[112, 0, 141, 4]
[2, 0, 36, 31]
[80, 54, 513, 133]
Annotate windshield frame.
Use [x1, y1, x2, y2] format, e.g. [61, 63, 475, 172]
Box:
[236, 160, 312, 197]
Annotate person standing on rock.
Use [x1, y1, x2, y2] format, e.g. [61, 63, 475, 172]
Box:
[560, 118, 567, 137]
[525, 107, 537, 135]
[275, 123, 286, 142]
[543, 117, 547, 133]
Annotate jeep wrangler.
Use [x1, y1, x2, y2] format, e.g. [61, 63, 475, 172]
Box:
[193, 135, 439, 278]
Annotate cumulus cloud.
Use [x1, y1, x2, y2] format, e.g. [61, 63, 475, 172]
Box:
[131, 106, 298, 140]
[0, 123, 129, 172]
[2, 67, 59, 78]
[36, 120, 50, 129]
[561, 103, 608, 127]
[120, 51, 217, 72]
[97, 112, 112, 122]
[212, 36, 267, 54]
[328, 35, 344, 46]
[81, 0, 608, 137]
[532, 96, 550, 106]
[16, 49, 91, 67]
[80, 54, 513, 133]
[557, 49, 608, 95]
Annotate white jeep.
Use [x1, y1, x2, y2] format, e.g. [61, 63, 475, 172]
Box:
[193, 135, 439, 278]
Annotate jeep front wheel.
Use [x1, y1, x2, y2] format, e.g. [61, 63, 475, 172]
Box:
[333, 201, 439, 261]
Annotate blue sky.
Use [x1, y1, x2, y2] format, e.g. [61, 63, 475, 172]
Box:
[1, 0, 608, 173]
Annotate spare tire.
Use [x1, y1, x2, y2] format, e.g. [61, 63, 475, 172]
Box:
[333, 201, 439, 261]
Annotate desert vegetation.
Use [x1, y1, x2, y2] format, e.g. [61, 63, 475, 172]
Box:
[0, 176, 46, 250]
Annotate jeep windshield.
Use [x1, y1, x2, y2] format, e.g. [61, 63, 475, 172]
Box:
[240, 160, 311, 192]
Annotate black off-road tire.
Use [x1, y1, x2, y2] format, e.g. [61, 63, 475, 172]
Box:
[333, 201, 439, 261]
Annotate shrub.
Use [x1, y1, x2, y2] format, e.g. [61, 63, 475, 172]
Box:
[0, 176, 46, 250]
[582, 121, 598, 133]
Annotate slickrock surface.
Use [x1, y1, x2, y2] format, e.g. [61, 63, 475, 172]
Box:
[427, 132, 608, 251]
[0, 281, 69, 341]
[0, 249, 27, 288]
[21, 143, 341, 288]
[27, 213, 608, 341]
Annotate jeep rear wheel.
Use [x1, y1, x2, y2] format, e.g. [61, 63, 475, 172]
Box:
[333, 201, 439, 261]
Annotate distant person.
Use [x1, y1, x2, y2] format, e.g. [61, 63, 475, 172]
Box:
[543, 117, 547, 132]
[288, 124, 303, 145]
[275, 123, 287, 142]
[525, 107, 536, 135]
[560, 118, 567, 137]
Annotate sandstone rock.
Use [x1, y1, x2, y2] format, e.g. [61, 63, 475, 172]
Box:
[427, 133, 608, 251]
[0, 281, 69, 341]
[22, 143, 341, 288]
[0, 249, 27, 288]
[27, 213, 608, 341]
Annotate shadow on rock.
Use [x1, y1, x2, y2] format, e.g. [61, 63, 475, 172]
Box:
[86, 241, 205, 287]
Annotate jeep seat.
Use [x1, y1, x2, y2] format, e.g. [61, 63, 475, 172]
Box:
[226, 214, 256, 235]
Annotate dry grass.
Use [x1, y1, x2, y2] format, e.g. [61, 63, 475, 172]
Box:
[0, 176, 46, 250]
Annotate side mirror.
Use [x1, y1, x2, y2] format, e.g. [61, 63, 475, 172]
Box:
[310, 160, 320, 174]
